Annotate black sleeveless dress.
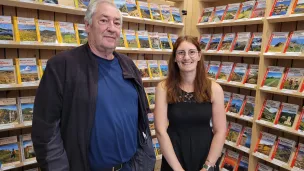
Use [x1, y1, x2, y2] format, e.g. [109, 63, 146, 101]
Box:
[161, 89, 219, 171]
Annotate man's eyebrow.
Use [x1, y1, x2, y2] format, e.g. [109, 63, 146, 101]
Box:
[100, 14, 120, 21]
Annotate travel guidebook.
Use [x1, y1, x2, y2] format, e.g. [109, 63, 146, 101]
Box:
[255, 132, 277, 157]
[224, 91, 232, 110]
[137, 60, 149, 80]
[18, 96, 35, 126]
[292, 0, 304, 14]
[233, 32, 251, 52]
[227, 93, 245, 114]
[57, 21, 77, 44]
[223, 3, 241, 21]
[272, 137, 295, 164]
[138, 1, 151, 19]
[229, 63, 248, 83]
[207, 34, 222, 51]
[256, 162, 273, 171]
[240, 96, 255, 118]
[126, 0, 140, 17]
[0, 98, 19, 128]
[266, 32, 289, 53]
[238, 127, 252, 148]
[292, 143, 304, 170]
[237, 156, 249, 171]
[248, 32, 262, 52]
[237, 1, 256, 19]
[113, 0, 128, 16]
[280, 68, 304, 92]
[159, 33, 171, 50]
[160, 5, 172, 22]
[252, 0, 266, 18]
[275, 102, 299, 128]
[286, 30, 304, 53]
[136, 30, 151, 49]
[75, 23, 87, 44]
[150, 3, 162, 21]
[226, 122, 242, 143]
[244, 64, 258, 85]
[221, 150, 240, 171]
[171, 7, 182, 23]
[259, 100, 281, 123]
[0, 136, 20, 169]
[199, 34, 211, 51]
[148, 32, 161, 49]
[0, 16, 14, 42]
[212, 5, 227, 22]
[14, 17, 38, 42]
[0, 59, 17, 86]
[124, 29, 138, 48]
[261, 66, 285, 89]
[218, 33, 235, 51]
[217, 62, 234, 81]
[270, 0, 292, 16]
[147, 60, 161, 79]
[15, 58, 39, 84]
[37, 20, 57, 44]
[199, 7, 214, 23]
[20, 134, 36, 162]
[159, 60, 168, 77]
[207, 61, 221, 79]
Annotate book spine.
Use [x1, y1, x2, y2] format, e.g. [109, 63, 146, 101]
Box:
[274, 103, 284, 124]
[254, 132, 263, 152]
[221, 6, 228, 21]
[74, 23, 80, 45]
[292, 0, 299, 14]
[239, 97, 247, 116]
[236, 127, 245, 146]
[15, 59, 21, 84]
[246, 33, 254, 52]
[36, 19, 41, 43]
[271, 139, 279, 160]
[229, 34, 237, 52]
[242, 67, 250, 84]
[269, 0, 279, 16]
[283, 32, 293, 53]
[198, 9, 204, 23]
[260, 68, 269, 87]
[291, 145, 300, 167]
[296, 108, 304, 130]
[234, 4, 242, 20]
[265, 33, 274, 52]
[226, 95, 233, 113]
[250, 1, 259, 18]
[13, 16, 20, 42]
[280, 68, 289, 89]
[258, 100, 267, 120]
[55, 22, 62, 43]
[227, 63, 236, 82]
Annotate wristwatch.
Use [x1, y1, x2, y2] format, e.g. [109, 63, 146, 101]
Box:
[202, 164, 213, 170]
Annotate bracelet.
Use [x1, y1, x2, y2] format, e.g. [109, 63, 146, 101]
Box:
[205, 159, 215, 166]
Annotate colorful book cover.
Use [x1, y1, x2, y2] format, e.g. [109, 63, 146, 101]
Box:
[292, 143, 304, 170]
[244, 64, 258, 85]
[74, 0, 90, 9]
[238, 127, 252, 148]
[148, 32, 161, 49]
[159, 60, 168, 77]
[292, 0, 304, 14]
[256, 132, 277, 156]
[223, 3, 241, 20]
[219, 33, 235, 51]
[207, 34, 222, 51]
[280, 68, 304, 92]
[207, 61, 221, 79]
[266, 32, 289, 53]
[0, 59, 17, 85]
[241, 96, 255, 118]
[16, 58, 39, 84]
[256, 162, 273, 171]
[296, 107, 304, 132]
[272, 137, 295, 164]
[199, 34, 211, 51]
[238, 156, 249, 171]
[126, 0, 140, 17]
[0, 136, 20, 168]
[260, 100, 281, 123]
[224, 91, 232, 110]
[159, 33, 171, 50]
[252, 0, 266, 18]
[138, 1, 151, 19]
[233, 32, 251, 51]
[37, 20, 57, 44]
[160, 5, 172, 22]
[229, 63, 248, 83]
[0, 98, 19, 127]
[261, 66, 285, 88]
[57, 21, 77, 44]
[270, 0, 292, 16]
[212, 5, 227, 22]
[18, 96, 34, 125]
[221, 150, 240, 171]
[238, 1, 256, 19]
[38, 59, 47, 77]
[217, 62, 234, 81]
[0, 16, 14, 42]
[21, 134, 35, 162]
[227, 93, 245, 114]
[226, 122, 242, 143]
[41, 0, 58, 4]
[75, 23, 87, 44]
[168, 34, 178, 49]
[113, 0, 128, 16]
[150, 3, 162, 21]
[248, 32, 262, 52]
[148, 113, 155, 135]
[14, 17, 38, 42]
[152, 138, 161, 156]
[147, 60, 161, 79]
[145, 87, 155, 108]
[199, 7, 214, 23]
[123, 29, 138, 48]
[171, 7, 182, 23]
[137, 60, 149, 80]
[136, 30, 151, 49]
[118, 30, 125, 47]
[286, 30, 304, 53]
[276, 102, 299, 127]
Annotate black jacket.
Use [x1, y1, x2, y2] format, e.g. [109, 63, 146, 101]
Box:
[32, 44, 156, 171]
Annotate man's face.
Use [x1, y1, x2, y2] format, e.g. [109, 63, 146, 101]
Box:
[86, 3, 121, 50]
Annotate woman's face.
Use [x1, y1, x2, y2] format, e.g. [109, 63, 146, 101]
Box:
[175, 41, 201, 73]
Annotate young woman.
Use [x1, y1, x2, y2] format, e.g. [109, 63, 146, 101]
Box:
[154, 36, 226, 171]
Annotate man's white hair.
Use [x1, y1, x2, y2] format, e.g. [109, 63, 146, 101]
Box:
[84, 0, 123, 25]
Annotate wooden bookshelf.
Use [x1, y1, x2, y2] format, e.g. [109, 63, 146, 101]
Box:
[252, 152, 292, 171]
[2, 159, 37, 171]
[259, 87, 304, 99]
[202, 51, 260, 57]
[0, 123, 32, 132]
[197, 18, 263, 28]
[267, 14, 304, 24]
[226, 112, 253, 123]
[264, 52, 304, 60]
[215, 80, 257, 90]
[225, 140, 250, 154]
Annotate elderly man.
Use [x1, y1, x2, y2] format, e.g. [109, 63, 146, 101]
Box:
[31, 0, 155, 170]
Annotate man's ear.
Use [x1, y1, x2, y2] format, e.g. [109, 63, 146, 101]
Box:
[85, 21, 91, 33]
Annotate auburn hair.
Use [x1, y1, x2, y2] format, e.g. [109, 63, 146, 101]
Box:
[165, 35, 212, 103]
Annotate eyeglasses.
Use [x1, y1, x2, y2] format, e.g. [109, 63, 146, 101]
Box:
[176, 50, 199, 59]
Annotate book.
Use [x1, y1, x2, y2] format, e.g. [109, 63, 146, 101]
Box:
[276, 102, 299, 127]
[20, 134, 35, 162]
[148, 32, 161, 49]
[292, 143, 304, 170]
[13, 17, 38, 42]
[248, 32, 262, 52]
[232, 32, 251, 51]
[207, 61, 221, 79]
[147, 60, 161, 79]
[226, 122, 242, 143]
[285, 30, 304, 53]
[266, 32, 289, 53]
[159, 33, 171, 50]
[0, 16, 14, 42]
[224, 91, 232, 111]
[148, 113, 155, 135]
[251, 0, 266, 18]
[211, 5, 227, 22]
[280, 68, 304, 92]
[292, 0, 304, 14]
[0, 98, 19, 128]
[168, 34, 178, 48]
[240, 96, 255, 118]
[243, 64, 258, 85]
[136, 30, 151, 49]
[229, 63, 248, 83]
[15, 58, 40, 84]
[37, 20, 58, 44]
[0, 136, 21, 168]
[126, 0, 140, 17]
[123, 29, 138, 48]
[223, 3, 241, 21]
[41, 0, 58, 4]
[0, 59, 17, 85]
[18, 96, 34, 126]
[118, 30, 125, 47]
[38, 59, 47, 78]
[159, 60, 168, 77]
[238, 156, 249, 171]
[160, 5, 172, 22]
[171, 7, 182, 23]
[255, 132, 277, 157]
[238, 127, 252, 148]
[256, 162, 273, 171]
[207, 34, 223, 51]
[221, 150, 240, 171]
[261, 66, 285, 88]
[137, 1, 151, 19]
[57, 21, 77, 44]
[219, 33, 235, 51]
[227, 93, 245, 114]
[204, 61, 209, 71]
[270, 0, 292, 16]
[152, 138, 161, 156]
[74, 0, 90, 9]
[57, 0, 75, 7]
[238, 1, 256, 19]
[145, 87, 155, 108]
[217, 62, 234, 81]
[199, 7, 214, 23]
[199, 34, 211, 51]
[75, 23, 87, 44]
[150, 3, 162, 21]
[296, 107, 304, 132]
[259, 100, 281, 123]
[113, 0, 128, 16]
[272, 137, 295, 164]
[137, 60, 149, 80]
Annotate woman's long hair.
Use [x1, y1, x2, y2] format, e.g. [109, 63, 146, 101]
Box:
[165, 35, 212, 103]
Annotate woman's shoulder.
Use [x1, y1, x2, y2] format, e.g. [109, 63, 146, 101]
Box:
[156, 80, 167, 92]
[210, 80, 224, 101]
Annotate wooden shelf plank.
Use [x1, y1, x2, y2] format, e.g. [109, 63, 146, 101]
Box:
[215, 80, 257, 90]
[225, 140, 250, 154]
[203, 51, 260, 57]
[226, 112, 253, 123]
[252, 152, 292, 170]
[267, 14, 304, 23]
[197, 18, 263, 28]
[260, 87, 304, 98]
[2, 159, 37, 171]
[116, 47, 172, 55]
[264, 52, 304, 60]
[0, 123, 32, 132]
